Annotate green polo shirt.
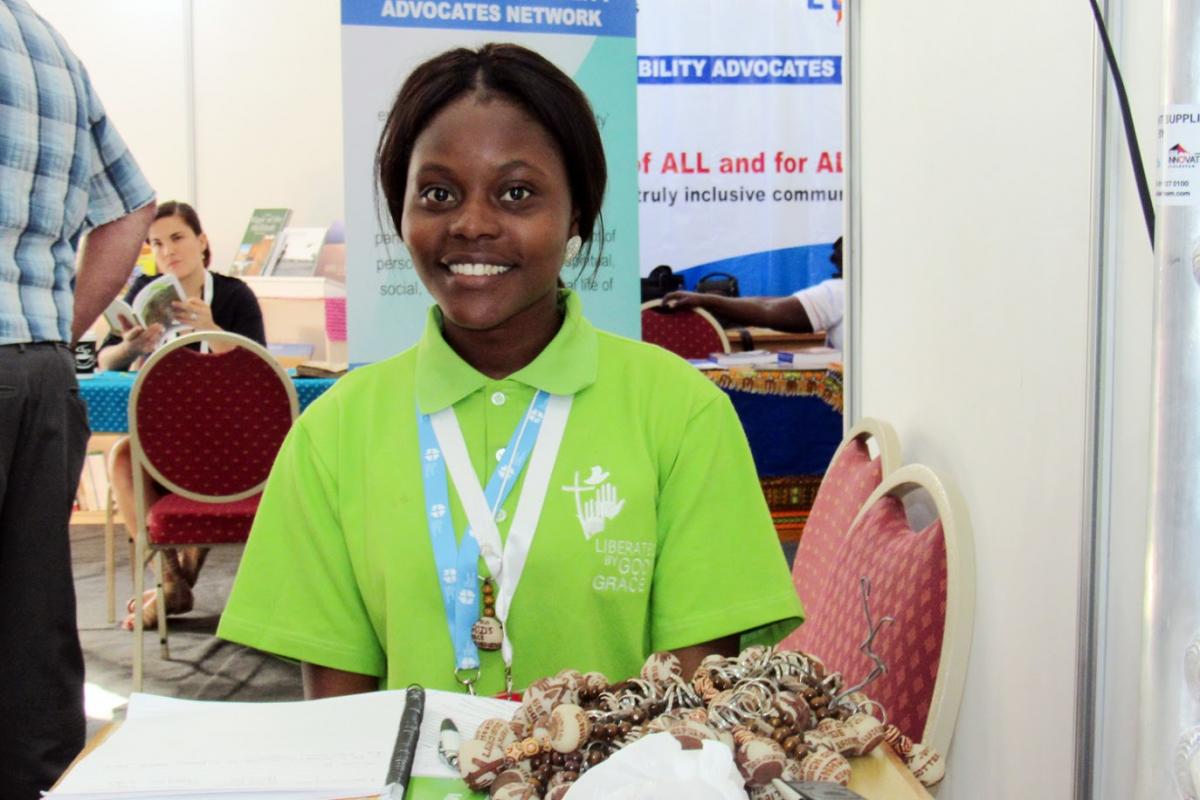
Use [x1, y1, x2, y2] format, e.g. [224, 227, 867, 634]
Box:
[218, 291, 803, 693]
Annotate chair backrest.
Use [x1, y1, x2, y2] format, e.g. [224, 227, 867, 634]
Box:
[781, 418, 901, 653]
[640, 298, 731, 359]
[789, 463, 974, 757]
[129, 331, 299, 502]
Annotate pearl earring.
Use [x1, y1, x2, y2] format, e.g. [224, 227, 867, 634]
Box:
[564, 235, 582, 264]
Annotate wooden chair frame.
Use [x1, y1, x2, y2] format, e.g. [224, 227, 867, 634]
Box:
[839, 417, 903, 477]
[127, 331, 298, 690]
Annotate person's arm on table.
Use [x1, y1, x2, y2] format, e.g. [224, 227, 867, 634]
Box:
[71, 202, 155, 344]
[670, 635, 740, 678]
[661, 290, 814, 333]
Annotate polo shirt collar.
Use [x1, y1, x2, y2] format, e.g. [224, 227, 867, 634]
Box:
[415, 290, 598, 413]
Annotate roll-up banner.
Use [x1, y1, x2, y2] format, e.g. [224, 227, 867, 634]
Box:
[637, 0, 844, 296]
[341, 0, 640, 363]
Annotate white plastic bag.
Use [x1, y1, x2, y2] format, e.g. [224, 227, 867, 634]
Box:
[564, 732, 748, 800]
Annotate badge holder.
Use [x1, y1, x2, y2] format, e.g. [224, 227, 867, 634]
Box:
[454, 667, 480, 696]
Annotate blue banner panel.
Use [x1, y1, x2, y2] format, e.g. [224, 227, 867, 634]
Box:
[638, 55, 842, 85]
[343, 0, 635, 37]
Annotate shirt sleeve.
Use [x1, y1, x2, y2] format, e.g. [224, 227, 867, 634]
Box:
[649, 391, 804, 652]
[217, 415, 387, 678]
[792, 279, 844, 334]
[78, 64, 155, 229]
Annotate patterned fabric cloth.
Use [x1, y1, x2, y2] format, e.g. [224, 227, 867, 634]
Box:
[0, 0, 154, 344]
[705, 367, 843, 413]
[133, 346, 293, 497]
[781, 438, 883, 652]
[789, 493, 948, 744]
[147, 493, 261, 545]
[78, 370, 334, 433]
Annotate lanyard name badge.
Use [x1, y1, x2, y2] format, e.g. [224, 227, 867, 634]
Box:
[418, 389, 572, 694]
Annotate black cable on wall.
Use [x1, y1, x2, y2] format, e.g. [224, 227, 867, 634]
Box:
[1088, 0, 1156, 249]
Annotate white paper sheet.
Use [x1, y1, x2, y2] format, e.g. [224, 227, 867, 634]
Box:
[49, 689, 518, 798]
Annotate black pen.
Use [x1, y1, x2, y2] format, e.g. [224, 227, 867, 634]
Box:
[381, 685, 425, 800]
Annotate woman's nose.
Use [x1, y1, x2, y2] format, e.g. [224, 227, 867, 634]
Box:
[449, 195, 500, 239]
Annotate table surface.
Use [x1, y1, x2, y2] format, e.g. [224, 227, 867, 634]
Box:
[58, 721, 932, 800]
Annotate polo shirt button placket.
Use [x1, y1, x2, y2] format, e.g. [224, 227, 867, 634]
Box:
[491, 391, 506, 406]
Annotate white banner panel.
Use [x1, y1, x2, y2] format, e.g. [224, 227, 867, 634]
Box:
[341, 0, 640, 363]
[637, 0, 844, 296]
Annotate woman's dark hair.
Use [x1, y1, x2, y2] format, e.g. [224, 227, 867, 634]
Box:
[153, 200, 211, 267]
[375, 43, 607, 257]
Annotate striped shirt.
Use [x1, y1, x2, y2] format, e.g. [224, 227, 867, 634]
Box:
[0, 0, 154, 344]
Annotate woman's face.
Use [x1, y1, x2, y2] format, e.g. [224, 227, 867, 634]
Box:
[400, 93, 578, 335]
[148, 215, 207, 281]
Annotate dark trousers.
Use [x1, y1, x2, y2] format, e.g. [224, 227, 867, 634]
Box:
[0, 343, 89, 799]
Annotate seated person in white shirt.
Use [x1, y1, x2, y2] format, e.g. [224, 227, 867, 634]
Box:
[662, 237, 844, 350]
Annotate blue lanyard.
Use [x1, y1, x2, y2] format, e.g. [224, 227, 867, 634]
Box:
[417, 390, 552, 678]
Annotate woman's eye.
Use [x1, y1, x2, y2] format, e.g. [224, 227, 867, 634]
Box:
[420, 187, 454, 204]
[502, 186, 533, 202]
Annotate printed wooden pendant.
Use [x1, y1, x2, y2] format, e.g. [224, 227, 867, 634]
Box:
[471, 615, 503, 650]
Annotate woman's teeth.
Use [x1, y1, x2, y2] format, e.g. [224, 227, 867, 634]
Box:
[448, 263, 511, 277]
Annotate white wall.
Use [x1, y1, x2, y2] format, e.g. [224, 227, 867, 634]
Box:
[31, 0, 192, 203]
[191, 0, 344, 270]
[854, 2, 1098, 797]
[29, 0, 344, 273]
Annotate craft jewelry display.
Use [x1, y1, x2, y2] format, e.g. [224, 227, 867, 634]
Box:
[457, 645, 946, 800]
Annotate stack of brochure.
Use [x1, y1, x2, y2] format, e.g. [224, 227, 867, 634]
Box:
[49, 690, 516, 799]
[701, 348, 840, 370]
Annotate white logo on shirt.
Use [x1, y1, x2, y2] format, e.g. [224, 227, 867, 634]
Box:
[562, 465, 625, 540]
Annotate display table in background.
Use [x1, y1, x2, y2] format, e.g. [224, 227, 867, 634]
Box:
[77, 370, 336, 434]
[705, 366, 843, 541]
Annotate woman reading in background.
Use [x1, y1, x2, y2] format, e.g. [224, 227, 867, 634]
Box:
[100, 201, 266, 629]
[218, 44, 802, 698]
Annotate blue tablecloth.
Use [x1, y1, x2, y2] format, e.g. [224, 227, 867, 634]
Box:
[706, 368, 843, 478]
[77, 371, 336, 433]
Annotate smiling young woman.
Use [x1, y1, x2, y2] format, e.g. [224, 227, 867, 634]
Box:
[218, 44, 804, 701]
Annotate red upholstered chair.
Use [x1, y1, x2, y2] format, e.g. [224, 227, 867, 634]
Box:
[782, 418, 901, 653]
[786, 464, 974, 757]
[128, 331, 298, 689]
[640, 298, 731, 359]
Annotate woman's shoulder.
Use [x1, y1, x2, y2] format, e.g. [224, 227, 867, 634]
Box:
[211, 271, 254, 295]
[593, 328, 726, 401]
